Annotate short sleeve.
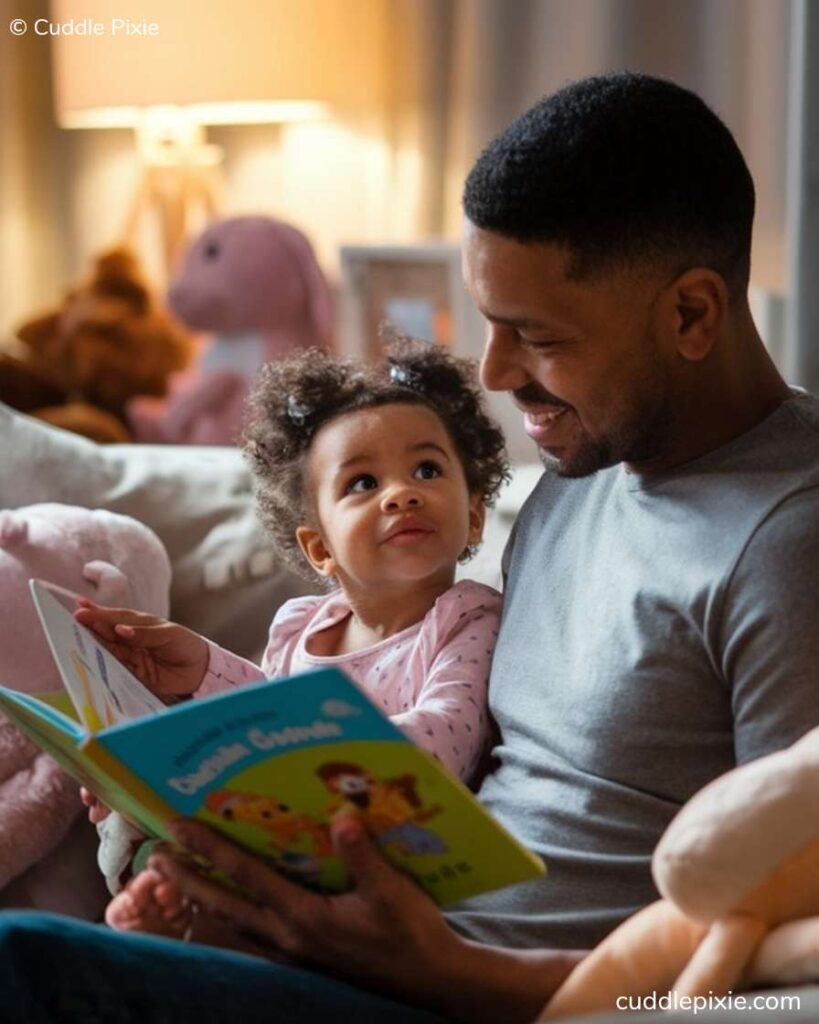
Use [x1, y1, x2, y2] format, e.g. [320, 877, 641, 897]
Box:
[718, 486, 819, 764]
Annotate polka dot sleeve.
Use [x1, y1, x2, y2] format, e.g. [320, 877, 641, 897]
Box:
[390, 585, 501, 784]
[194, 641, 264, 698]
[194, 596, 324, 698]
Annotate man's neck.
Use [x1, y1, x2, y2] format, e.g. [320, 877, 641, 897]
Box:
[627, 321, 791, 476]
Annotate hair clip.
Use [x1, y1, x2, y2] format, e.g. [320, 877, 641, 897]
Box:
[388, 361, 425, 390]
[286, 395, 313, 427]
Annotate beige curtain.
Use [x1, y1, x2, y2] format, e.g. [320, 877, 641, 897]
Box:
[0, 0, 72, 343]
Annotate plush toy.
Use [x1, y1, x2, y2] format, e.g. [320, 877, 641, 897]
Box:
[127, 215, 333, 446]
[0, 248, 192, 443]
[0, 503, 171, 913]
[541, 728, 819, 1019]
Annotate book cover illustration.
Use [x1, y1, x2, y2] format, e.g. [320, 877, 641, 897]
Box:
[0, 581, 545, 906]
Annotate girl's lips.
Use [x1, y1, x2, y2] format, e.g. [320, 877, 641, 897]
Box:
[384, 528, 434, 546]
[523, 407, 570, 444]
[382, 519, 435, 544]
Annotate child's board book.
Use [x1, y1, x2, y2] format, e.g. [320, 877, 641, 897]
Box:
[0, 580, 545, 906]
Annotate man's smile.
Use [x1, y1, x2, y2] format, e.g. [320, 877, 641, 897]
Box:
[521, 406, 570, 444]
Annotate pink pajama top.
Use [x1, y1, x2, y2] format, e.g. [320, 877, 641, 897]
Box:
[197, 579, 501, 784]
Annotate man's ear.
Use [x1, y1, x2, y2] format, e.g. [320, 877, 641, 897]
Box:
[662, 268, 728, 363]
[296, 525, 336, 578]
[467, 493, 486, 547]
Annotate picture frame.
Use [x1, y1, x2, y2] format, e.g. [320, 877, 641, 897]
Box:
[338, 243, 534, 462]
[338, 243, 483, 361]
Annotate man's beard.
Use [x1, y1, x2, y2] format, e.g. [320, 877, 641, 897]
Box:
[540, 405, 673, 478]
[523, 365, 674, 479]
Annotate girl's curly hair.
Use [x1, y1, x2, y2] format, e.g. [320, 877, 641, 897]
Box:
[243, 334, 510, 581]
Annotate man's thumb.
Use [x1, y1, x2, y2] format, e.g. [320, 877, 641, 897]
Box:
[331, 815, 389, 888]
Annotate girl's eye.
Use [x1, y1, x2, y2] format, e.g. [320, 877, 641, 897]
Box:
[346, 474, 378, 494]
[414, 460, 442, 480]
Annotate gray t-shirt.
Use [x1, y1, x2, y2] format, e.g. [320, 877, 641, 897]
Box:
[449, 391, 819, 950]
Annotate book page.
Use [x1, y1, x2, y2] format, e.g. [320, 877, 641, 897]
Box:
[29, 579, 166, 731]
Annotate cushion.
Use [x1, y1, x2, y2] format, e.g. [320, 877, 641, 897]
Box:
[0, 403, 312, 659]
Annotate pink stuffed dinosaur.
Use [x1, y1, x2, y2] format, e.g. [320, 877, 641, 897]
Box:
[541, 726, 819, 1019]
[0, 503, 171, 913]
[128, 215, 333, 446]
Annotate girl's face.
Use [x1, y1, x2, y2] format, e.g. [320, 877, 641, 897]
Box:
[296, 403, 485, 596]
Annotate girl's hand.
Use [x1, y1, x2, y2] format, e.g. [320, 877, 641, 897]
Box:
[80, 785, 111, 824]
[73, 599, 210, 701]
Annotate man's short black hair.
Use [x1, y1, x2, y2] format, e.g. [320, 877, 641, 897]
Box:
[463, 72, 755, 297]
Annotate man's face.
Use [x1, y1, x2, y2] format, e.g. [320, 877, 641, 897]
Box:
[462, 221, 675, 477]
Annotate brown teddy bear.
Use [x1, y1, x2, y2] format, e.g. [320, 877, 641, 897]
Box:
[0, 249, 192, 443]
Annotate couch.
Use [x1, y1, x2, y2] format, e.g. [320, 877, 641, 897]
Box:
[0, 402, 316, 662]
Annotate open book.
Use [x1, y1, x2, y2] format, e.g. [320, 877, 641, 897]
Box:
[0, 580, 544, 906]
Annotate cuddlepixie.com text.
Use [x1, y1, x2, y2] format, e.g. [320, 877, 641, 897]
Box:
[616, 991, 801, 1015]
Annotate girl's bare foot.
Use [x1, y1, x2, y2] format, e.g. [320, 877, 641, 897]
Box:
[105, 868, 192, 939]
[106, 865, 271, 958]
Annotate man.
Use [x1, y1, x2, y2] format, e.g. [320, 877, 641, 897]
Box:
[2, 72, 818, 1023]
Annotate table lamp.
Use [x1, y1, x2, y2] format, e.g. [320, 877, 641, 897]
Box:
[49, 0, 388, 273]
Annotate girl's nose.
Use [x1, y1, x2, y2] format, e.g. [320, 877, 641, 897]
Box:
[381, 486, 423, 512]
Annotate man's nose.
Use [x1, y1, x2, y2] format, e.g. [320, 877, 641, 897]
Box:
[480, 327, 530, 392]
[381, 484, 423, 513]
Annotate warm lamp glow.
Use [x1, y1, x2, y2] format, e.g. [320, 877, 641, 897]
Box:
[50, 0, 388, 128]
[59, 101, 330, 131]
[48, 0, 389, 275]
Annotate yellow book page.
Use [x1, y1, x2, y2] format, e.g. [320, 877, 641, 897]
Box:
[36, 690, 79, 721]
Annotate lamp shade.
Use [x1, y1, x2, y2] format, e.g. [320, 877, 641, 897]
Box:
[50, 0, 389, 127]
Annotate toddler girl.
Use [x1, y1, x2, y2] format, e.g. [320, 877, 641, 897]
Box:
[78, 336, 509, 943]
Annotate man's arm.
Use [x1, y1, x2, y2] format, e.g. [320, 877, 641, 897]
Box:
[717, 487, 819, 763]
[150, 817, 583, 1024]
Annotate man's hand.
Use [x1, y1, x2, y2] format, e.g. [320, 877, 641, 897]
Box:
[149, 817, 584, 1023]
[74, 599, 209, 701]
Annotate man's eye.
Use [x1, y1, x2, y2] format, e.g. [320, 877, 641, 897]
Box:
[523, 337, 562, 350]
[346, 474, 378, 494]
[414, 460, 442, 480]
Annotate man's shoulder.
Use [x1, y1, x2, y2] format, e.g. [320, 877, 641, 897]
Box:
[686, 392, 819, 525]
[782, 389, 819, 435]
[721, 391, 819, 477]
[735, 481, 819, 573]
